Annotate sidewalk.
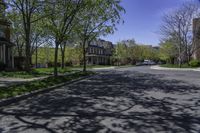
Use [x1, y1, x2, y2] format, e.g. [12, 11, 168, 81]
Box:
[92, 66, 116, 70]
[0, 76, 50, 88]
[151, 65, 200, 72]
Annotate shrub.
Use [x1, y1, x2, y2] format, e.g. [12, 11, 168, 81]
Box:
[189, 60, 200, 67]
[0, 61, 6, 71]
[65, 61, 72, 66]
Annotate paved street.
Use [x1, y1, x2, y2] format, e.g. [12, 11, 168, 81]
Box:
[0, 66, 200, 133]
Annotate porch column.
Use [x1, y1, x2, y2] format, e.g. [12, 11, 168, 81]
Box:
[3, 44, 6, 64]
[0, 46, 2, 61]
[11, 47, 14, 68]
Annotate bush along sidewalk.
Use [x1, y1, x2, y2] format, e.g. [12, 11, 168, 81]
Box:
[0, 71, 95, 100]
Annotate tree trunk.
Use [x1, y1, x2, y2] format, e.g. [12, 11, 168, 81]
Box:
[54, 41, 59, 76]
[178, 42, 182, 68]
[61, 45, 66, 69]
[61, 51, 65, 69]
[187, 55, 191, 66]
[24, 18, 31, 72]
[18, 45, 22, 57]
[179, 56, 182, 68]
[35, 45, 38, 68]
[82, 40, 87, 72]
[25, 33, 31, 72]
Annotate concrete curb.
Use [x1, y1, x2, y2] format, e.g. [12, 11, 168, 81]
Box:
[0, 74, 97, 107]
[151, 65, 200, 72]
[92, 67, 116, 70]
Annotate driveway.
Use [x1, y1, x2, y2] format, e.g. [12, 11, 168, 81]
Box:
[0, 66, 200, 133]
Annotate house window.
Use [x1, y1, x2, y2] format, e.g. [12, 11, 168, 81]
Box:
[88, 57, 91, 63]
[92, 48, 94, 54]
[0, 25, 6, 38]
[94, 48, 96, 54]
[90, 48, 92, 53]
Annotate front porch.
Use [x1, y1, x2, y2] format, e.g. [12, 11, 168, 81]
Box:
[87, 55, 111, 65]
[0, 38, 14, 69]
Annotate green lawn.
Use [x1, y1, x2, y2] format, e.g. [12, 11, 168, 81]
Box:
[0, 71, 47, 79]
[72, 65, 113, 68]
[0, 71, 94, 100]
[0, 67, 75, 79]
[0, 65, 113, 79]
[33, 67, 74, 74]
[160, 64, 198, 68]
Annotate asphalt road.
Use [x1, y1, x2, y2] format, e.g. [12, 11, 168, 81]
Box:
[119, 66, 200, 87]
[0, 66, 200, 133]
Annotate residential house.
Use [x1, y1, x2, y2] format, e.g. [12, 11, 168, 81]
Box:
[86, 39, 113, 65]
[0, 0, 14, 69]
[193, 18, 200, 60]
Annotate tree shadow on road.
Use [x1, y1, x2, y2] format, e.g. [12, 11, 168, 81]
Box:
[0, 70, 200, 133]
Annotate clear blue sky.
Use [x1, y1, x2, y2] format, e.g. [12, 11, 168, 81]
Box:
[102, 0, 199, 46]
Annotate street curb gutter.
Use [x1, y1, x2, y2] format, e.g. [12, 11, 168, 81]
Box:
[151, 66, 200, 72]
[0, 74, 97, 107]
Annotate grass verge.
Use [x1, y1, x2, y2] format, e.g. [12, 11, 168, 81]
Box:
[0, 71, 47, 79]
[0, 67, 75, 79]
[33, 67, 74, 74]
[0, 65, 110, 79]
[160, 64, 198, 68]
[0, 71, 94, 100]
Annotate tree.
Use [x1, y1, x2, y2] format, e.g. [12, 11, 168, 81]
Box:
[8, 11, 25, 57]
[115, 39, 136, 64]
[160, 2, 200, 67]
[129, 45, 158, 62]
[113, 43, 129, 65]
[8, 0, 44, 71]
[65, 44, 83, 66]
[60, 35, 77, 69]
[159, 39, 178, 64]
[30, 19, 49, 68]
[44, 0, 83, 76]
[76, 0, 125, 72]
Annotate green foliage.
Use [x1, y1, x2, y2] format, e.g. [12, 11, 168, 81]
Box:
[0, 67, 74, 79]
[32, 46, 82, 66]
[76, 0, 125, 71]
[0, 71, 45, 79]
[161, 64, 194, 68]
[0, 71, 95, 100]
[159, 40, 177, 63]
[33, 67, 73, 74]
[114, 43, 129, 64]
[189, 60, 200, 68]
[113, 41, 160, 65]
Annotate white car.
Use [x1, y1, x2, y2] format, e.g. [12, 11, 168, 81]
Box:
[142, 60, 156, 65]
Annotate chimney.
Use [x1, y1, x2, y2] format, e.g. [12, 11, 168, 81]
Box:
[193, 18, 200, 60]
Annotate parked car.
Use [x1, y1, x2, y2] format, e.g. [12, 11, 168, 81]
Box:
[136, 62, 143, 66]
[136, 60, 156, 66]
[149, 61, 156, 65]
[142, 60, 149, 65]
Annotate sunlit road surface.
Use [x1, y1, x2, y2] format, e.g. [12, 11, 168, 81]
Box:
[0, 66, 200, 133]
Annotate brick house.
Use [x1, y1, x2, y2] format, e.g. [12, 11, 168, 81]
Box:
[193, 18, 200, 60]
[86, 39, 113, 65]
[0, 0, 14, 69]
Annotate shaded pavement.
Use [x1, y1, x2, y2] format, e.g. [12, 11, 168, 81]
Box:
[0, 67, 200, 133]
